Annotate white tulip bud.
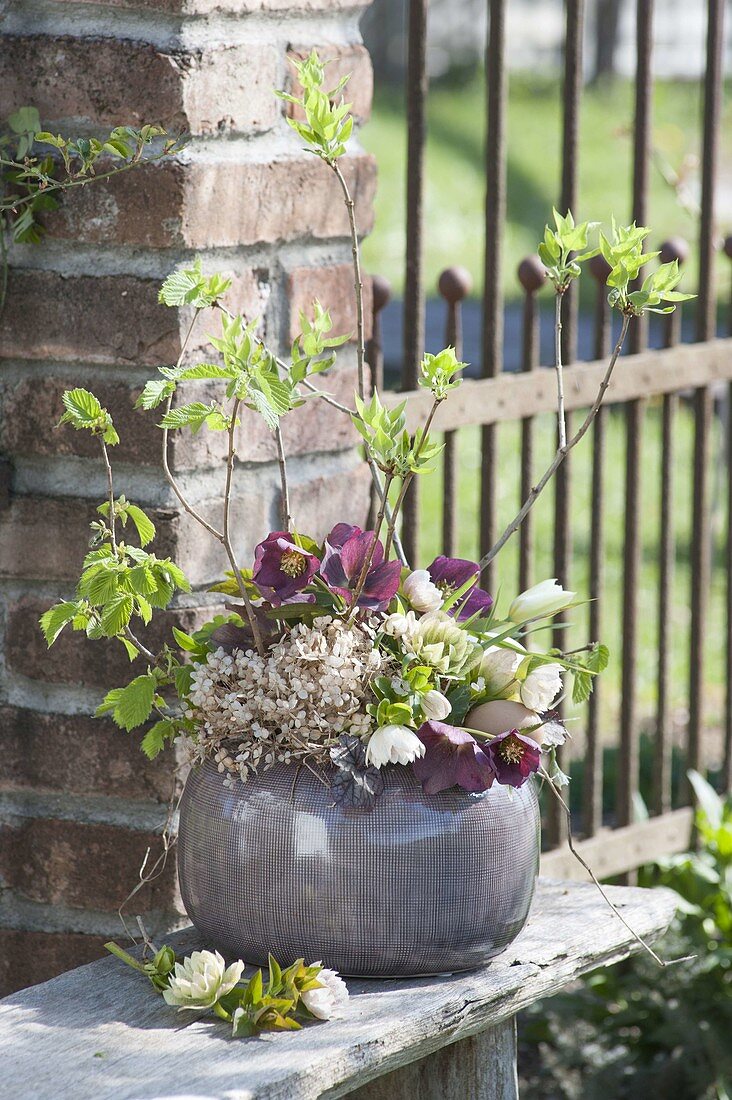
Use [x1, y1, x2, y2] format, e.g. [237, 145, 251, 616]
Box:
[508, 579, 575, 623]
[520, 663, 563, 712]
[478, 645, 524, 699]
[421, 689, 452, 721]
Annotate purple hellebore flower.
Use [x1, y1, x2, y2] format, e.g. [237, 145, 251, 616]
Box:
[427, 556, 493, 621]
[252, 531, 320, 605]
[413, 721, 496, 795]
[319, 526, 401, 612]
[484, 729, 541, 788]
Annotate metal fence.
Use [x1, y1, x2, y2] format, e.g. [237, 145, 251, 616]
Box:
[369, 0, 731, 877]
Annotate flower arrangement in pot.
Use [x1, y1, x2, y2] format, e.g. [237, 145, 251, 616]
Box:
[41, 52, 691, 985]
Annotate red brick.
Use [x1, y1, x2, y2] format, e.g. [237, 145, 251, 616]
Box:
[287, 43, 373, 122]
[0, 817, 180, 912]
[288, 263, 373, 344]
[0, 930, 109, 996]
[0, 375, 164, 467]
[0, 270, 266, 367]
[295, 459, 371, 539]
[0, 706, 175, 801]
[41, 154, 377, 249]
[0, 271, 179, 367]
[1, 36, 279, 136]
[5, 597, 227, 689]
[0, 496, 179, 583]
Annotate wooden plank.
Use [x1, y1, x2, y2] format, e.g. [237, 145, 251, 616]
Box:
[346, 1020, 517, 1100]
[386, 338, 732, 432]
[0, 880, 677, 1100]
[540, 807, 694, 881]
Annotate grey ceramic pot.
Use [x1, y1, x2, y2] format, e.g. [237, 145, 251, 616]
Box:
[178, 758, 540, 977]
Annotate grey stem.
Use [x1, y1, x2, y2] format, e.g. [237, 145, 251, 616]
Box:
[222, 398, 266, 656]
[554, 291, 567, 449]
[478, 313, 631, 570]
[331, 159, 366, 403]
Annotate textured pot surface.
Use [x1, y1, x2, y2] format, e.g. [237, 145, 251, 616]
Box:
[178, 758, 540, 977]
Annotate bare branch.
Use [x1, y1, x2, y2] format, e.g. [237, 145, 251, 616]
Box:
[541, 770, 693, 969]
[160, 309, 224, 541]
[554, 292, 567, 449]
[99, 438, 118, 556]
[479, 313, 632, 571]
[275, 425, 293, 530]
[222, 398, 266, 656]
[330, 160, 366, 403]
[383, 397, 441, 559]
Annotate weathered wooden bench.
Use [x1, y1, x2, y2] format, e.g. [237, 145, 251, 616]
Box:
[0, 879, 677, 1099]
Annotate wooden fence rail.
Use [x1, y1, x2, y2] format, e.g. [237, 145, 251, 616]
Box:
[377, 0, 730, 868]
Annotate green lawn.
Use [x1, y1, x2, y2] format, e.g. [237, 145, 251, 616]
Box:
[411, 401, 727, 753]
[361, 73, 732, 304]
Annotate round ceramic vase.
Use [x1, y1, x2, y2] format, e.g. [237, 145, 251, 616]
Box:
[178, 758, 540, 977]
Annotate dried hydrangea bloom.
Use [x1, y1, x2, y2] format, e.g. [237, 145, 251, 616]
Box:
[186, 617, 392, 784]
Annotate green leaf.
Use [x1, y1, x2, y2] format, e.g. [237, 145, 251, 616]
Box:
[158, 402, 224, 434]
[158, 259, 231, 309]
[100, 592, 134, 636]
[135, 379, 176, 411]
[172, 627, 197, 652]
[125, 505, 156, 548]
[98, 674, 157, 731]
[80, 563, 122, 604]
[141, 719, 176, 759]
[59, 388, 119, 445]
[119, 635, 140, 661]
[39, 601, 79, 646]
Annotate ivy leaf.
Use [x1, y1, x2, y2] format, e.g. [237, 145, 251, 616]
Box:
[96, 674, 157, 731]
[125, 505, 156, 548]
[141, 718, 177, 759]
[39, 601, 79, 646]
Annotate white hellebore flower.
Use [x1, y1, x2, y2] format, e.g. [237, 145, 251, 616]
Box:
[479, 645, 524, 699]
[162, 949, 244, 1010]
[520, 663, 563, 712]
[402, 569, 444, 613]
[508, 578, 576, 623]
[366, 724, 426, 767]
[421, 689, 452, 721]
[301, 966, 350, 1020]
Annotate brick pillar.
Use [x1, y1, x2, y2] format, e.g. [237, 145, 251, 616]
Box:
[0, 0, 375, 994]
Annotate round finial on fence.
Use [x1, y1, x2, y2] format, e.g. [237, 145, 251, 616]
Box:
[589, 253, 612, 283]
[371, 274, 392, 314]
[438, 265, 473, 304]
[723, 235, 732, 261]
[517, 254, 545, 294]
[659, 237, 690, 266]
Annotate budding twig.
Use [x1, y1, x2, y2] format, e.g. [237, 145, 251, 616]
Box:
[479, 314, 631, 570]
[553, 292, 567, 449]
[541, 769, 694, 969]
[330, 160, 366, 403]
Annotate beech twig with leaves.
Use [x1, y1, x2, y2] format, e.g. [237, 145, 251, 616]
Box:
[0, 107, 184, 313]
